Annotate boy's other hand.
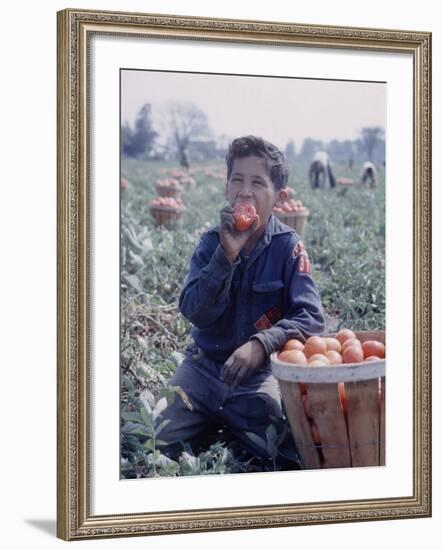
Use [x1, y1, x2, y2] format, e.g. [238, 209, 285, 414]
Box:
[219, 205, 258, 263]
[220, 340, 267, 387]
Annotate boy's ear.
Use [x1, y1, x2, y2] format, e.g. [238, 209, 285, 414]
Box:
[276, 188, 288, 204]
[224, 181, 229, 198]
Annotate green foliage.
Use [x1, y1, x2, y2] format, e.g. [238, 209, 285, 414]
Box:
[288, 159, 385, 330]
[120, 385, 258, 478]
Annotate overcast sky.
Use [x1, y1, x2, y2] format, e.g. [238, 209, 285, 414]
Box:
[121, 69, 385, 149]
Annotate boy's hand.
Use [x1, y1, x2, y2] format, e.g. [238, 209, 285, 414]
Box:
[220, 340, 267, 387]
[219, 205, 258, 263]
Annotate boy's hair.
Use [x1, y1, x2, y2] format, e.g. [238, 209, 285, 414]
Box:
[225, 135, 288, 190]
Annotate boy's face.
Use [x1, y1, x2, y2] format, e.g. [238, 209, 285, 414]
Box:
[225, 155, 287, 229]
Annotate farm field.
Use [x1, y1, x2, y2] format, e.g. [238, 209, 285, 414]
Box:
[120, 156, 385, 478]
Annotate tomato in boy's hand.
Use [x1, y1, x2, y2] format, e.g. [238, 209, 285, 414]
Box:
[233, 203, 259, 231]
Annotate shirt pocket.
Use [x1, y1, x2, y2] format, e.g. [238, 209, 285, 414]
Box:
[251, 280, 285, 323]
[252, 280, 285, 303]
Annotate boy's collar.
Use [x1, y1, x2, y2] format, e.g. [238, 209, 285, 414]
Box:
[262, 214, 293, 243]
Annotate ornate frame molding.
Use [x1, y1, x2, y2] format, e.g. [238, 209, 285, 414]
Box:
[57, 8, 431, 540]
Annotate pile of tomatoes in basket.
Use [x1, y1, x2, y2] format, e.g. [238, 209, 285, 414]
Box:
[273, 198, 308, 215]
[149, 197, 184, 210]
[278, 328, 385, 366]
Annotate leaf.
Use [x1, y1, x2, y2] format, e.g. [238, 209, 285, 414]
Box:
[142, 237, 153, 251]
[123, 274, 142, 293]
[245, 431, 267, 451]
[122, 375, 135, 392]
[179, 452, 199, 472]
[135, 362, 150, 378]
[122, 226, 144, 254]
[140, 406, 153, 428]
[122, 422, 150, 436]
[166, 386, 193, 411]
[140, 389, 156, 409]
[143, 439, 155, 451]
[136, 337, 148, 350]
[152, 397, 168, 422]
[154, 418, 171, 437]
[121, 411, 142, 423]
[171, 351, 184, 368]
[128, 249, 144, 268]
[139, 396, 152, 416]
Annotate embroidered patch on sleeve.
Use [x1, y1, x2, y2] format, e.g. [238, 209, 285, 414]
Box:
[254, 307, 282, 331]
[292, 241, 306, 259]
[266, 306, 282, 324]
[297, 254, 312, 275]
[254, 314, 273, 331]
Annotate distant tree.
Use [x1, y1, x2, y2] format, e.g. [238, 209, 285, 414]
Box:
[342, 140, 356, 161]
[326, 139, 342, 161]
[215, 133, 234, 158]
[121, 122, 134, 156]
[284, 140, 296, 160]
[160, 100, 213, 163]
[359, 126, 385, 161]
[122, 103, 157, 158]
[326, 139, 356, 163]
[298, 138, 324, 161]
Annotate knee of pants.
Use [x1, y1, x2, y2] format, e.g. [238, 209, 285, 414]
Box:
[157, 393, 211, 453]
[222, 393, 284, 446]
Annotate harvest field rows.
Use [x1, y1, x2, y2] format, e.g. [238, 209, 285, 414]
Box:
[120, 156, 385, 478]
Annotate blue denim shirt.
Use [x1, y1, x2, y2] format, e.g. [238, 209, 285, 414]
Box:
[179, 215, 325, 363]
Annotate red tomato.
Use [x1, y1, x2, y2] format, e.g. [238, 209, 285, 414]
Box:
[326, 350, 342, 364]
[362, 340, 385, 359]
[308, 353, 330, 365]
[283, 338, 304, 351]
[342, 345, 364, 363]
[233, 203, 259, 231]
[341, 338, 362, 352]
[324, 337, 342, 353]
[309, 359, 328, 367]
[336, 328, 356, 345]
[278, 349, 307, 365]
[304, 336, 328, 358]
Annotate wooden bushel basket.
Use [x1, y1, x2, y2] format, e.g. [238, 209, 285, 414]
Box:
[149, 205, 184, 227]
[271, 330, 385, 470]
[155, 183, 182, 198]
[274, 209, 309, 236]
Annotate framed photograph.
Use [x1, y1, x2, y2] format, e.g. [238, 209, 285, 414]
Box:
[57, 8, 431, 540]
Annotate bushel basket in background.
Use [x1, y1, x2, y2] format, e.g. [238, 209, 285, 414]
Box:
[155, 181, 182, 198]
[271, 330, 385, 470]
[273, 209, 309, 236]
[149, 205, 184, 227]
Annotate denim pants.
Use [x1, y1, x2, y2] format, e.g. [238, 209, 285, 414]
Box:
[159, 344, 286, 461]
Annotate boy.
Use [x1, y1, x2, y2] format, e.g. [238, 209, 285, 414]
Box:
[160, 135, 325, 466]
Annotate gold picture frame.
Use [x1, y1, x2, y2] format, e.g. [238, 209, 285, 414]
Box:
[57, 8, 431, 540]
